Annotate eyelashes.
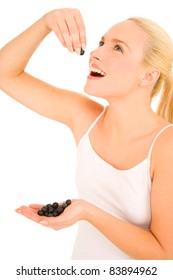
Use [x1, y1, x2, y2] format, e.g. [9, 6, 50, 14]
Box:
[98, 40, 104, 47]
[98, 40, 124, 53]
[113, 45, 123, 53]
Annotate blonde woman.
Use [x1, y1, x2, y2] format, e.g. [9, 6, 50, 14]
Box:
[0, 8, 173, 260]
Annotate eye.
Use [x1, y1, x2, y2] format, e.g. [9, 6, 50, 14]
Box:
[99, 40, 104, 47]
[114, 44, 123, 53]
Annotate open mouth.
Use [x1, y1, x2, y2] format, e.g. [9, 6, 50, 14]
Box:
[89, 66, 106, 78]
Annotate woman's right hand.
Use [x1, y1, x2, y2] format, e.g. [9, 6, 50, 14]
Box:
[43, 8, 86, 54]
[0, 7, 94, 133]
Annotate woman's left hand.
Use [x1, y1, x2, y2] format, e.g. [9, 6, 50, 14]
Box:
[16, 199, 88, 230]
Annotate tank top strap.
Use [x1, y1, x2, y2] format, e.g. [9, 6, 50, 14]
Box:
[147, 124, 173, 159]
[86, 106, 107, 135]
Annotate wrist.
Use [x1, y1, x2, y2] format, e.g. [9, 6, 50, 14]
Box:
[41, 13, 53, 34]
[80, 199, 98, 223]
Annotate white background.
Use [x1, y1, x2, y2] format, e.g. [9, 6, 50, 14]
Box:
[0, 0, 173, 279]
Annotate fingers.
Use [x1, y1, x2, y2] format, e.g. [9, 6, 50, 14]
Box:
[15, 205, 63, 229]
[15, 205, 70, 230]
[62, 9, 86, 53]
[29, 204, 44, 209]
[46, 8, 86, 53]
[73, 9, 86, 50]
[54, 12, 75, 52]
[16, 206, 41, 223]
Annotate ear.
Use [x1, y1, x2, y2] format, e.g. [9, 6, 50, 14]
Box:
[139, 68, 160, 87]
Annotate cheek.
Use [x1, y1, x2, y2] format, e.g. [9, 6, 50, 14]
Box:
[84, 61, 141, 97]
[110, 61, 141, 85]
[110, 60, 135, 75]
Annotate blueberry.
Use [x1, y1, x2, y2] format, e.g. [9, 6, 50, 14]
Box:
[80, 49, 85, 55]
[52, 211, 58, 217]
[37, 210, 44, 216]
[41, 206, 48, 212]
[62, 202, 68, 209]
[66, 199, 71, 205]
[57, 206, 64, 215]
[47, 206, 54, 213]
[47, 213, 54, 217]
[44, 212, 49, 217]
[46, 204, 52, 208]
[52, 202, 59, 209]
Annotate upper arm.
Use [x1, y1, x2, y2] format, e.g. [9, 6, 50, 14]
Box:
[0, 72, 103, 140]
[150, 128, 173, 259]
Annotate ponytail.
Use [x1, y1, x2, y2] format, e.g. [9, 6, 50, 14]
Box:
[157, 73, 173, 123]
[128, 17, 173, 123]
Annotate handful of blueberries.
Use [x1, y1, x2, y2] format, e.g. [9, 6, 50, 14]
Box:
[37, 199, 71, 217]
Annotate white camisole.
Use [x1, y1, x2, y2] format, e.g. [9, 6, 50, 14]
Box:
[72, 107, 173, 260]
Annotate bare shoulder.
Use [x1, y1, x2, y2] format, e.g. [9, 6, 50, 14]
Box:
[152, 125, 173, 164]
[151, 124, 173, 176]
[71, 95, 104, 144]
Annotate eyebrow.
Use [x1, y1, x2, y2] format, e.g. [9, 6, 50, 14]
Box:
[101, 36, 131, 52]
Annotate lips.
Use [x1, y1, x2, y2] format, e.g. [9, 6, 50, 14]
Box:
[89, 63, 106, 78]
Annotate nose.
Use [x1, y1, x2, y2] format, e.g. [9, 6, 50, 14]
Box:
[90, 47, 104, 62]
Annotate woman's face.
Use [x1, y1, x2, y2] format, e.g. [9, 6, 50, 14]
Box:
[84, 20, 149, 99]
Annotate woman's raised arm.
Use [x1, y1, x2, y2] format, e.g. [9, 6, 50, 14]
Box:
[0, 9, 100, 133]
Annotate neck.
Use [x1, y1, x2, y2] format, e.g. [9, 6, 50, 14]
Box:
[103, 95, 158, 138]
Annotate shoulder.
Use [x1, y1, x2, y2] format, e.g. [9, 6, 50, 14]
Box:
[152, 124, 173, 175]
[71, 96, 104, 144]
[152, 125, 173, 158]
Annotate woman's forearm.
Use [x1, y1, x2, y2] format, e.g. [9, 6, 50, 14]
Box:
[0, 16, 50, 79]
[15, 198, 168, 259]
[84, 201, 166, 260]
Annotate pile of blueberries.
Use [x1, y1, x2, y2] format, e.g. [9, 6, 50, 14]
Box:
[37, 199, 71, 217]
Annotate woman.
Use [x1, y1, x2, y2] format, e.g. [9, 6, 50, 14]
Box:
[0, 8, 173, 260]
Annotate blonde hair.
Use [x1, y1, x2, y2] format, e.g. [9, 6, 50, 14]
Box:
[128, 17, 173, 123]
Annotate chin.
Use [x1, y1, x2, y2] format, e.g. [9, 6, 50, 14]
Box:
[84, 83, 100, 97]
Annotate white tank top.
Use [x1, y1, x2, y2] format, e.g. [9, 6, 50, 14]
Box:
[72, 107, 173, 260]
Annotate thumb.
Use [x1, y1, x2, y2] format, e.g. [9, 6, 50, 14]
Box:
[40, 220, 49, 226]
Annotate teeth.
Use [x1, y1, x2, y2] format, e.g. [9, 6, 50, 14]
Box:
[90, 66, 105, 76]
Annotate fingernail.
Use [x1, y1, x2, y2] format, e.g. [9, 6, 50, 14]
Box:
[68, 46, 74, 53]
[82, 43, 86, 50]
[40, 220, 49, 226]
[75, 48, 81, 55]
[15, 208, 21, 213]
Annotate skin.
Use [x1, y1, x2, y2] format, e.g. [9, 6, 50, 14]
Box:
[0, 8, 173, 259]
